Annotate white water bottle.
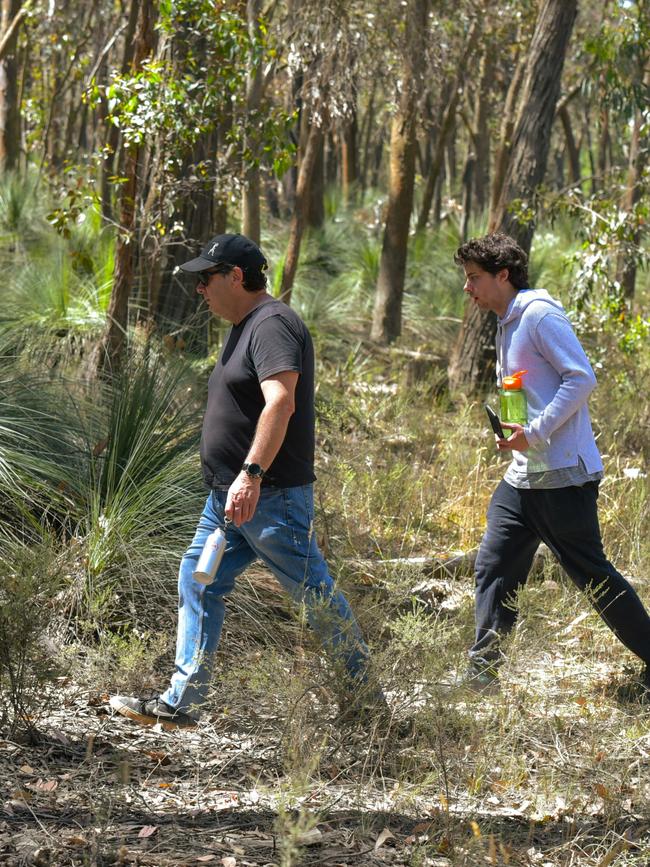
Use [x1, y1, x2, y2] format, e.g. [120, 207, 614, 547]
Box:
[192, 525, 227, 585]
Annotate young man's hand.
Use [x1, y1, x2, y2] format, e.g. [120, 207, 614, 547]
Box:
[496, 423, 529, 451]
[225, 473, 261, 526]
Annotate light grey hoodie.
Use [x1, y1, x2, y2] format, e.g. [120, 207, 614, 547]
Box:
[496, 289, 603, 475]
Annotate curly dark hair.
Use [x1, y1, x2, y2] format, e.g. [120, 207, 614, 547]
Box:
[240, 265, 268, 293]
[454, 234, 529, 289]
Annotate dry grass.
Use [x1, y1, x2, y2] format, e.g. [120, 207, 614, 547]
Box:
[1, 318, 649, 865]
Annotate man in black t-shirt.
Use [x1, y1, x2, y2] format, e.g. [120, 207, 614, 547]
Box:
[110, 234, 373, 730]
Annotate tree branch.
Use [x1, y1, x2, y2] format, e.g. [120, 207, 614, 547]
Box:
[0, 2, 29, 62]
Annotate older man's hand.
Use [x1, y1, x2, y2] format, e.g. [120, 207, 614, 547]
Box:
[225, 473, 261, 526]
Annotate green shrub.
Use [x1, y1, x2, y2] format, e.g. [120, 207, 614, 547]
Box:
[0, 535, 66, 735]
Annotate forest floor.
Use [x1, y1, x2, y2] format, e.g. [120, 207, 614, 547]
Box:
[3, 567, 650, 867]
[6, 685, 649, 867]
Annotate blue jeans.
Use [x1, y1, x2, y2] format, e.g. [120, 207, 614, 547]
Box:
[161, 485, 371, 717]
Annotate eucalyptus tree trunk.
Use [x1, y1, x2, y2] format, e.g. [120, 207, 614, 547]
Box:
[0, 0, 22, 173]
[616, 68, 650, 303]
[449, 0, 578, 394]
[555, 84, 581, 186]
[306, 131, 324, 228]
[359, 79, 376, 195]
[241, 0, 264, 245]
[416, 20, 478, 233]
[370, 0, 429, 344]
[489, 48, 525, 223]
[471, 49, 492, 213]
[597, 97, 611, 181]
[557, 103, 581, 185]
[93, 0, 156, 378]
[341, 106, 358, 205]
[278, 115, 324, 306]
[369, 106, 417, 342]
[460, 154, 474, 242]
[100, 0, 140, 225]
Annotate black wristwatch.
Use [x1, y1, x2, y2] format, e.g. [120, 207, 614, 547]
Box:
[242, 462, 265, 479]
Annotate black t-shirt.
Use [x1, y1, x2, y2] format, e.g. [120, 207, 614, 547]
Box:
[200, 299, 316, 489]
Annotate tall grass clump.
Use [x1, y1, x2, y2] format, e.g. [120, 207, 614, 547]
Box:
[0, 362, 93, 531]
[402, 223, 467, 347]
[78, 352, 204, 623]
[0, 216, 114, 364]
[289, 215, 375, 334]
[1, 340, 205, 625]
[0, 170, 48, 248]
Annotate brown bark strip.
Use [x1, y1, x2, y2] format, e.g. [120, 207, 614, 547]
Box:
[370, 0, 429, 344]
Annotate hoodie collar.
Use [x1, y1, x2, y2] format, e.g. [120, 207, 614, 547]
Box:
[499, 288, 565, 325]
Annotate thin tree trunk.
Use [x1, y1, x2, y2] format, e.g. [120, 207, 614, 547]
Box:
[371, 0, 429, 343]
[370, 108, 417, 342]
[445, 138, 456, 197]
[558, 104, 580, 185]
[278, 118, 324, 306]
[359, 80, 376, 196]
[0, 0, 21, 173]
[461, 153, 474, 242]
[324, 128, 338, 186]
[241, 0, 264, 245]
[92, 0, 156, 378]
[597, 97, 610, 181]
[370, 137, 383, 190]
[449, 0, 578, 394]
[416, 19, 478, 232]
[280, 69, 302, 216]
[432, 164, 443, 228]
[306, 130, 324, 228]
[472, 50, 491, 213]
[341, 106, 358, 206]
[489, 49, 525, 224]
[554, 84, 581, 186]
[616, 69, 650, 303]
[100, 0, 140, 225]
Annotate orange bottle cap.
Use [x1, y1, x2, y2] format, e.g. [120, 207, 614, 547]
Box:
[502, 369, 527, 390]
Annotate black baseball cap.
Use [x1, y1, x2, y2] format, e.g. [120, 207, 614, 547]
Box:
[179, 233, 267, 273]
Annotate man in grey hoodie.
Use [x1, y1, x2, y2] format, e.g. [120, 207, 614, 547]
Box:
[455, 233, 650, 693]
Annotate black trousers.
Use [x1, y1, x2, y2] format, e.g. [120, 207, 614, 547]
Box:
[471, 479, 650, 668]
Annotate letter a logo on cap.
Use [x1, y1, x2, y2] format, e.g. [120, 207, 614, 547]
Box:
[208, 242, 219, 256]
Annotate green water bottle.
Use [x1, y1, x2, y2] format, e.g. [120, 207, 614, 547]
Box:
[499, 369, 528, 438]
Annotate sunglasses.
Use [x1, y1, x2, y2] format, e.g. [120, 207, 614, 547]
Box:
[197, 265, 233, 287]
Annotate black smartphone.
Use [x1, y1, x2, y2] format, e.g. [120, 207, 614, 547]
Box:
[485, 404, 505, 439]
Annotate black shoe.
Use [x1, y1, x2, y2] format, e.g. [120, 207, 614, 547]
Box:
[459, 661, 500, 694]
[109, 695, 198, 731]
